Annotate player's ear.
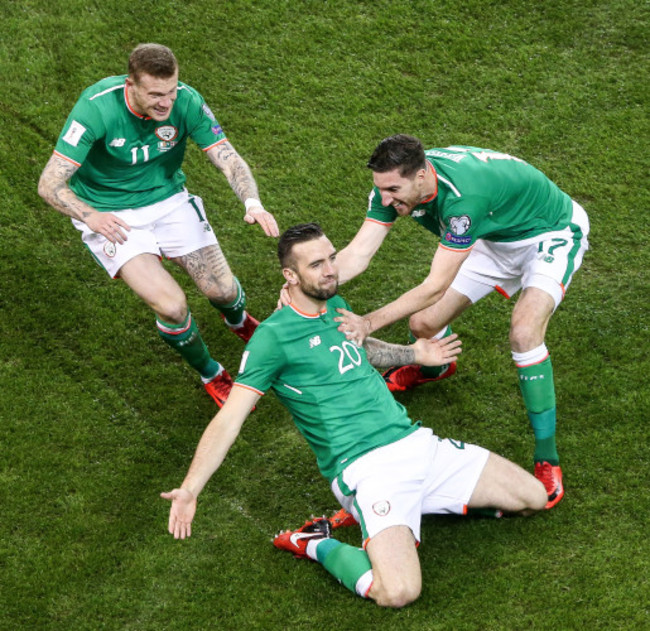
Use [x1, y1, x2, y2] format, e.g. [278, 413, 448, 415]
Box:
[282, 267, 299, 285]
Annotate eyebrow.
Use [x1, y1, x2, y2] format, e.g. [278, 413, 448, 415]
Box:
[147, 86, 177, 96]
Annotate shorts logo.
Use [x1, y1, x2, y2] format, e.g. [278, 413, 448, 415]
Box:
[155, 126, 178, 141]
[449, 215, 471, 235]
[372, 500, 391, 517]
[103, 241, 116, 258]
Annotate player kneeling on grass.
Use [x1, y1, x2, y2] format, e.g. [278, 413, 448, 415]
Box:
[162, 223, 546, 608]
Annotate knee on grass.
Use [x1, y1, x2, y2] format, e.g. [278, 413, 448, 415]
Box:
[371, 577, 421, 608]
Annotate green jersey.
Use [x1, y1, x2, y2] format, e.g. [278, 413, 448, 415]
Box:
[53, 75, 227, 211]
[366, 146, 574, 250]
[235, 295, 419, 482]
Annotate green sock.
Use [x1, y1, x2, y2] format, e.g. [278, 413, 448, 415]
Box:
[517, 357, 559, 465]
[210, 276, 246, 326]
[156, 312, 221, 380]
[314, 538, 373, 598]
[411, 325, 453, 378]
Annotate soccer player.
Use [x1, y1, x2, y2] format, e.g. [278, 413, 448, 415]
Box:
[161, 223, 546, 608]
[334, 135, 590, 508]
[38, 43, 279, 407]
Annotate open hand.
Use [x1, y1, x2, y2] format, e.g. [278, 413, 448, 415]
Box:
[244, 205, 280, 237]
[160, 488, 197, 540]
[85, 211, 131, 244]
[412, 333, 462, 367]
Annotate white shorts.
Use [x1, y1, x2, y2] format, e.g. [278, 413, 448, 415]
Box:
[72, 189, 219, 278]
[451, 200, 590, 309]
[331, 427, 490, 545]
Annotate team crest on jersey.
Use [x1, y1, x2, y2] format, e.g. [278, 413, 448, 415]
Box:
[103, 241, 116, 258]
[372, 500, 391, 517]
[449, 215, 471, 235]
[155, 126, 178, 141]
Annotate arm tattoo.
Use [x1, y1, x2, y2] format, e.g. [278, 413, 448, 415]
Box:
[38, 155, 96, 221]
[364, 337, 415, 370]
[206, 142, 260, 203]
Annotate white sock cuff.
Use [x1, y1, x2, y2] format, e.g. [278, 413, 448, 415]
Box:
[355, 569, 374, 598]
[306, 538, 322, 561]
[432, 326, 450, 340]
[512, 343, 549, 367]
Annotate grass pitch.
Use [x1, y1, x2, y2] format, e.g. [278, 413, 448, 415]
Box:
[1, 1, 648, 629]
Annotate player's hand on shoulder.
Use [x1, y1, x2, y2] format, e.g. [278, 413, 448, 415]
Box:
[412, 333, 462, 367]
[160, 488, 197, 540]
[276, 282, 291, 311]
[85, 211, 131, 244]
[244, 203, 280, 237]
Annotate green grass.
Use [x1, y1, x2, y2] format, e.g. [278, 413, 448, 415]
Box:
[1, 1, 648, 629]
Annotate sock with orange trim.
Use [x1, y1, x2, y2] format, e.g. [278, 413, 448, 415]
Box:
[210, 276, 246, 326]
[156, 312, 221, 380]
[513, 344, 559, 465]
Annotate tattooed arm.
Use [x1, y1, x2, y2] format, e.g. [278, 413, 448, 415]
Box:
[364, 334, 461, 370]
[38, 153, 131, 244]
[205, 141, 279, 237]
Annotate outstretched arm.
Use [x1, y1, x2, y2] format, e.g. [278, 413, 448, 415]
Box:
[336, 245, 471, 344]
[335, 220, 391, 285]
[364, 333, 461, 370]
[38, 153, 131, 244]
[206, 142, 279, 237]
[160, 385, 260, 539]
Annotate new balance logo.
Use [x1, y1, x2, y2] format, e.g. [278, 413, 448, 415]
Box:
[109, 138, 126, 147]
[309, 335, 321, 348]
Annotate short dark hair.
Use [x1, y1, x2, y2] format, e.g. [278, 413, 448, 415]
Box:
[128, 43, 178, 81]
[367, 134, 427, 178]
[278, 223, 325, 268]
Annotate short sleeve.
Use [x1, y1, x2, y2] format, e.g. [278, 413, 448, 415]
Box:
[54, 98, 102, 166]
[235, 325, 284, 394]
[439, 197, 489, 250]
[185, 87, 228, 151]
[365, 187, 397, 225]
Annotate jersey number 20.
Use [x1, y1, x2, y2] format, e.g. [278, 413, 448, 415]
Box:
[329, 341, 362, 374]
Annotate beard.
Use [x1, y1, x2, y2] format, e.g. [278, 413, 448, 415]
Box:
[301, 278, 339, 301]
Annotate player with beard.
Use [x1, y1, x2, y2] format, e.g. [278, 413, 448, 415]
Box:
[162, 222, 546, 608]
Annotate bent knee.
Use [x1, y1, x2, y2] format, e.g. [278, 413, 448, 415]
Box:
[372, 581, 421, 608]
[530, 479, 548, 512]
[408, 311, 435, 338]
[509, 322, 543, 352]
[154, 297, 188, 324]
